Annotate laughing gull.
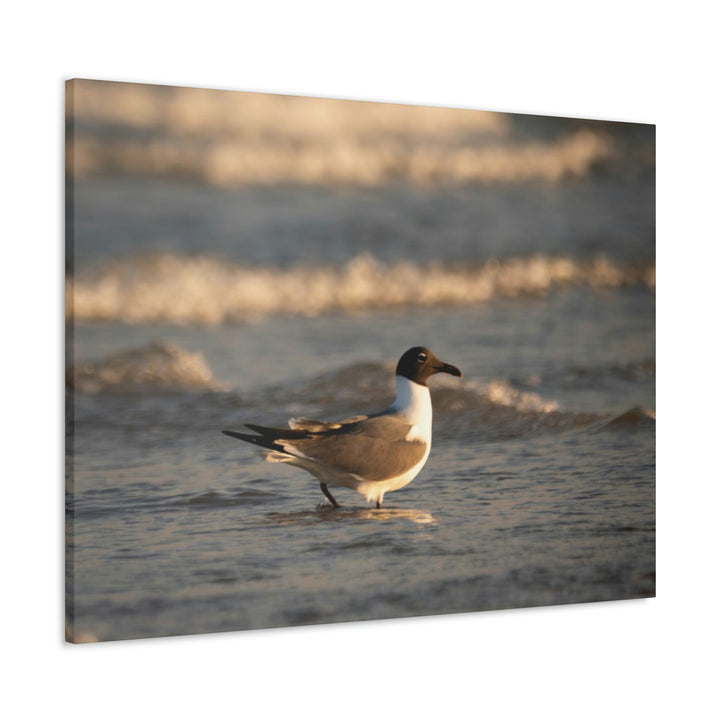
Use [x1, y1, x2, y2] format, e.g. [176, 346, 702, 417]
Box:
[223, 347, 462, 509]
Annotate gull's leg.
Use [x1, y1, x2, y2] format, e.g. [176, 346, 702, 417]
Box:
[320, 483, 340, 508]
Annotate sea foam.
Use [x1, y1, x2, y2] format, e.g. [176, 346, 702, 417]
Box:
[67, 253, 655, 326]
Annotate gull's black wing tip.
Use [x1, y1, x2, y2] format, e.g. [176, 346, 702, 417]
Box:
[222, 429, 253, 441]
[222, 429, 278, 451]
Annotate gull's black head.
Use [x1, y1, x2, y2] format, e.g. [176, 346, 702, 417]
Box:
[396, 346, 463, 386]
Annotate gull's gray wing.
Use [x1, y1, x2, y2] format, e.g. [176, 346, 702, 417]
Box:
[281, 414, 426, 482]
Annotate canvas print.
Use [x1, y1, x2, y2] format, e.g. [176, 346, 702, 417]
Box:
[65, 80, 655, 643]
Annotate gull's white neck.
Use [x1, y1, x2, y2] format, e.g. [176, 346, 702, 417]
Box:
[390, 375, 433, 439]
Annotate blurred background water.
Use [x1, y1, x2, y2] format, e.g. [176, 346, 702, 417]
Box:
[66, 80, 654, 642]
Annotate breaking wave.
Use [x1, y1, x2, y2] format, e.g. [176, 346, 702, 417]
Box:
[66, 81, 634, 187]
[69, 128, 613, 187]
[68, 341, 222, 393]
[237, 361, 653, 441]
[233, 362, 609, 441]
[67, 253, 655, 326]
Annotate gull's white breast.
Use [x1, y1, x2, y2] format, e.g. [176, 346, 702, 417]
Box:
[355, 376, 433, 504]
[390, 375, 433, 444]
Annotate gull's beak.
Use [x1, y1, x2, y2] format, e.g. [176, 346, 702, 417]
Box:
[435, 361, 463, 378]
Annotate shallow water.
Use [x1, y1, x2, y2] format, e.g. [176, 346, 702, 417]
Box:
[67, 388, 654, 641]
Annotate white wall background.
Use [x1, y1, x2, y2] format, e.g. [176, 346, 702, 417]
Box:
[3, 1, 717, 717]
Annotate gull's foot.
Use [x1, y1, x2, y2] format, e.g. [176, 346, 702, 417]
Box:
[320, 483, 340, 508]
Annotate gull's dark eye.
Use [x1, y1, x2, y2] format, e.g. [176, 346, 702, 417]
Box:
[417, 352, 427, 363]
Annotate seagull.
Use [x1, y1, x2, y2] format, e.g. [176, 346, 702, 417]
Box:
[222, 346, 462, 509]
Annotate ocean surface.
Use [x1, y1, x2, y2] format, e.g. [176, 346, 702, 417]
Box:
[66, 134, 655, 641]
